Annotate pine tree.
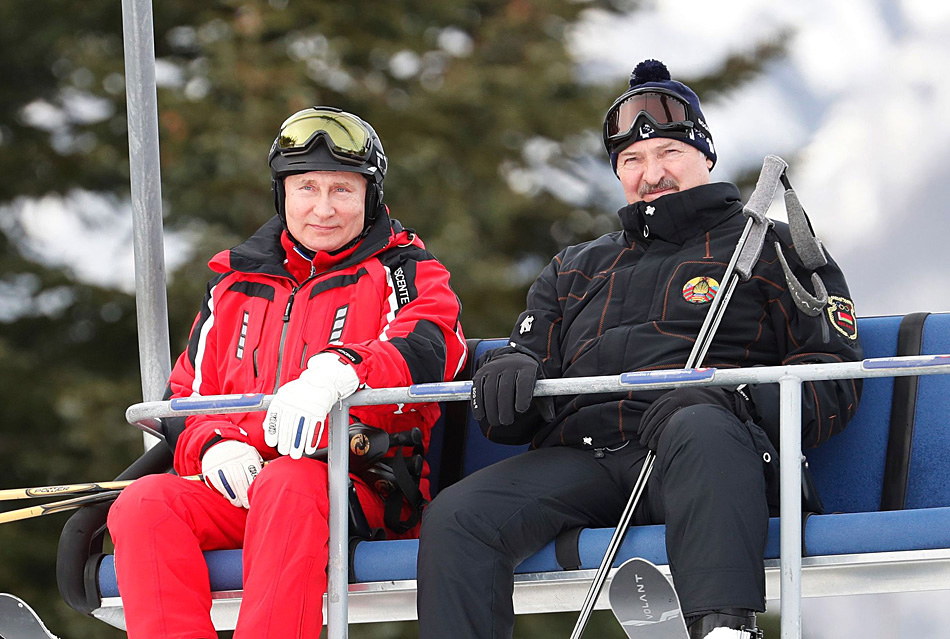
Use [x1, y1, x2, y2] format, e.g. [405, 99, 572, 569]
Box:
[0, 2, 784, 636]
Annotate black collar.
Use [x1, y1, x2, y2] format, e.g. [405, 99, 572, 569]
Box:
[617, 182, 743, 245]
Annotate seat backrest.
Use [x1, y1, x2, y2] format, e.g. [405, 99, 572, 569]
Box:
[459, 339, 530, 478]
[806, 315, 900, 513]
[426, 338, 527, 496]
[425, 407, 449, 496]
[904, 313, 950, 508]
[806, 313, 950, 514]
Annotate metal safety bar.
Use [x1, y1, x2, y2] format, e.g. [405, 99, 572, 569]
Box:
[125, 354, 950, 639]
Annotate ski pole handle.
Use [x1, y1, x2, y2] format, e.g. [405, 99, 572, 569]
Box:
[743, 155, 787, 220]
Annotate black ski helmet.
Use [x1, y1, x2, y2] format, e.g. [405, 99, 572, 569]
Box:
[268, 106, 388, 228]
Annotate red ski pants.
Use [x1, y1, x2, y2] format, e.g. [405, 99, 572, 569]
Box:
[108, 456, 413, 639]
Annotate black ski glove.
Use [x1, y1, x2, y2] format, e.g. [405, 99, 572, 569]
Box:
[471, 346, 555, 444]
[637, 386, 755, 451]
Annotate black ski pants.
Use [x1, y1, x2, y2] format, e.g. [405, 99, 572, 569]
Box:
[417, 404, 777, 639]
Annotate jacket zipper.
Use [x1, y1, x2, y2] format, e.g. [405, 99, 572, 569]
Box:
[272, 263, 317, 393]
[231, 229, 396, 391]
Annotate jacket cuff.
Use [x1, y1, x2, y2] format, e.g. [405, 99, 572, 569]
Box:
[198, 433, 225, 461]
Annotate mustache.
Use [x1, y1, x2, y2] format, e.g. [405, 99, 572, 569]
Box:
[639, 177, 679, 198]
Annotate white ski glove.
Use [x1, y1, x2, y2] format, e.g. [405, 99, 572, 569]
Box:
[201, 440, 263, 509]
[264, 352, 361, 459]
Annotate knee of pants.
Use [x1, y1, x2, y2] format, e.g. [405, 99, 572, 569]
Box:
[420, 475, 531, 558]
[108, 474, 188, 536]
[658, 405, 752, 459]
[420, 480, 465, 533]
[248, 457, 330, 515]
[420, 479, 493, 545]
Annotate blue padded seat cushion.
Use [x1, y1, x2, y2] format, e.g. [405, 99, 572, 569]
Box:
[97, 506, 950, 596]
[350, 507, 950, 581]
[99, 548, 243, 598]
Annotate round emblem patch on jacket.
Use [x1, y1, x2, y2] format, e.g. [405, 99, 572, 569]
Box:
[826, 296, 858, 339]
[682, 276, 720, 304]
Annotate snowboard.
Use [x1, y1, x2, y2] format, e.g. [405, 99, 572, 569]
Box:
[0, 594, 59, 639]
[608, 558, 688, 639]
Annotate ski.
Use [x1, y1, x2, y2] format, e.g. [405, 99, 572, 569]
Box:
[608, 558, 688, 639]
[0, 594, 60, 639]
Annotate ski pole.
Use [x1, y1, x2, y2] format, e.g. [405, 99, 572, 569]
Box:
[568, 452, 654, 637]
[0, 465, 255, 524]
[0, 425, 418, 525]
[0, 490, 123, 525]
[690, 155, 785, 365]
[568, 155, 787, 639]
[0, 467, 252, 524]
[0, 477, 197, 502]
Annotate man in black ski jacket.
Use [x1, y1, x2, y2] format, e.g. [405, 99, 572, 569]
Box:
[417, 60, 863, 639]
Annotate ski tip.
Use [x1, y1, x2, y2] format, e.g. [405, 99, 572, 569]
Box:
[0, 593, 60, 639]
[616, 557, 658, 570]
[608, 558, 688, 639]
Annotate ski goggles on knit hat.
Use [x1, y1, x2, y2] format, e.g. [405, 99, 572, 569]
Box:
[603, 88, 699, 151]
[273, 108, 373, 165]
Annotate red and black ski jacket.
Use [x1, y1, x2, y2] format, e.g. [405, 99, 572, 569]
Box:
[503, 182, 862, 452]
[167, 211, 467, 482]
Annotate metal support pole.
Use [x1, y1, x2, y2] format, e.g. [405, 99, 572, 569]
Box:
[121, 0, 171, 447]
[327, 402, 350, 639]
[778, 376, 803, 639]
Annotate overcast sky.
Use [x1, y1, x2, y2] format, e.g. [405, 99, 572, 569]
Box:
[572, 0, 950, 318]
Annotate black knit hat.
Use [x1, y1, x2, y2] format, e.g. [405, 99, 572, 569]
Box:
[604, 59, 716, 172]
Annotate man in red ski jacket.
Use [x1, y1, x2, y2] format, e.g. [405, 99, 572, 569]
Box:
[108, 107, 467, 639]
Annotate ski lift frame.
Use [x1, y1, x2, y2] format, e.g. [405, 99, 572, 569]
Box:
[114, 2, 950, 639]
[114, 357, 950, 639]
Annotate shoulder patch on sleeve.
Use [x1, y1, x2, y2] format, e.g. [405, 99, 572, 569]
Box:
[826, 296, 858, 340]
[388, 260, 418, 309]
